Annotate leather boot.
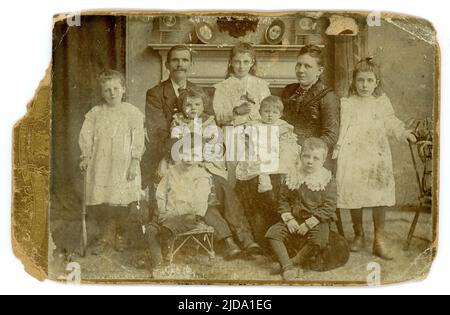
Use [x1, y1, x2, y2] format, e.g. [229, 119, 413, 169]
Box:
[224, 237, 244, 261]
[350, 209, 365, 252]
[145, 224, 163, 268]
[281, 264, 298, 281]
[373, 208, 393, 261]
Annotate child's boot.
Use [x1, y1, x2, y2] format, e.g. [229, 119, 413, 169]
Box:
[268, 239, 300, 280]
[159, 226, 176, 262]
[224, 237, 244, 261]
[114, 206, 131, 253]
[146, 224, 163, 268]
[91, 218, 110, 255]
[115, 234, 127, 253]
[350, 209, 365, 252]
[373, 209, 393, 261]
[281, 264, 298, 281]
[245, 243, 264, 258]
[269, 263, 299, 280]
[90, 238, 109, 256]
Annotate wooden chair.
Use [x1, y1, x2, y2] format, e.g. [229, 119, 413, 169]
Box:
[404, 118, 433, 251]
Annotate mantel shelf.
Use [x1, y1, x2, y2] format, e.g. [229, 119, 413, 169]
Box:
[149, 43, 325, 52]
[148, 43, 317, 88]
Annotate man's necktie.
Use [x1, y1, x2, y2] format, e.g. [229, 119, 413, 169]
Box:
[178, 87, 187, 96]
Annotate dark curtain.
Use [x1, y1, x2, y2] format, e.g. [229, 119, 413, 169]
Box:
[51, 15, 126, 220]
[333, 21, 369, 98]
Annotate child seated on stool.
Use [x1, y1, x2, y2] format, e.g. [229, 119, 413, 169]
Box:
[266, 138, 348, 281]
[146, 135, 262, 268]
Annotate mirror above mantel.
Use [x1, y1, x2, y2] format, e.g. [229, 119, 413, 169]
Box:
[149, 44, 325, 89]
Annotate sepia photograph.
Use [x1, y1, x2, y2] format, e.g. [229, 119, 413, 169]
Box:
[12, 10, 439, 286]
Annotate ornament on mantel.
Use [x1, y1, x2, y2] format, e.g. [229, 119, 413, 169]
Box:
[216, 17, 259, 38]
[295, 16, 326, 45]
[156, 16, 182, 44]
[265, 19, 286, 45]
[193, 22, 216, 44]
[325, 15, 359, 36]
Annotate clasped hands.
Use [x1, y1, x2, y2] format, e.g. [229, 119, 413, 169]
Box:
[282, 213, 320, 236]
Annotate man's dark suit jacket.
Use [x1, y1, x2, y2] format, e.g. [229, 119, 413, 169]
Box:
[141, 79, 197, 189]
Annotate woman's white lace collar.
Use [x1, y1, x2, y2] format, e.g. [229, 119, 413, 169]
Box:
[286, 167, 332, 192]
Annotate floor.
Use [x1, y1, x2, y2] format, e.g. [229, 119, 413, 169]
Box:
[49, 208, 434, 285]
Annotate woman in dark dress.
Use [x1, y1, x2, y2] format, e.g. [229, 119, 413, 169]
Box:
[281, 45, 340, 160]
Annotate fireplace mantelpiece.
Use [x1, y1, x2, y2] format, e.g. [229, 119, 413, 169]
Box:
[149, 44, 325, 89]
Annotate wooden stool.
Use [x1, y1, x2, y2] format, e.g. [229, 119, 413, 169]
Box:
[167, 221, 215, 264]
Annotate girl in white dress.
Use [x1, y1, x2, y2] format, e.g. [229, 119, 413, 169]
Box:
[79, 70, 145, 252]
[333, 59, 416, 260]
[213, 42, 271, 127]
[213, 43, 271, 185]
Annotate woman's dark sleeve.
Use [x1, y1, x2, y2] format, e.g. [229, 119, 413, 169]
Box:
[320, 91, 341, 150]
[281, 84, 297, 114]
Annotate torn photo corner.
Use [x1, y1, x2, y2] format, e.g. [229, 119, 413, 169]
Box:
[12, 10, 439, 285]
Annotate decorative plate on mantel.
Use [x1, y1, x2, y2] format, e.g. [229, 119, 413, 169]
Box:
[158, 16, 181, 31]
[265, 19, 286, 45]
[194, 22, 216, 44]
